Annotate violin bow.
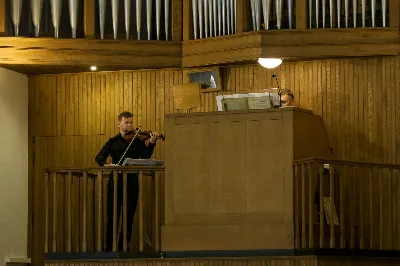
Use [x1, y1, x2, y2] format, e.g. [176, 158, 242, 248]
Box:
[117, 126, 141, 166]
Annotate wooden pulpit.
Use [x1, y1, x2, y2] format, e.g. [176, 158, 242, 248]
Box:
[161, 107, 331, 251]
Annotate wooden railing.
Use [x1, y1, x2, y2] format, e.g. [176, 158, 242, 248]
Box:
[293, 158, 400, 250]
[44, 166, 164, 253]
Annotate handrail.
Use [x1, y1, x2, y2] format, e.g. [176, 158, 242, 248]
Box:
[46, 166, 165, 172]
[293, 157, 400, 169]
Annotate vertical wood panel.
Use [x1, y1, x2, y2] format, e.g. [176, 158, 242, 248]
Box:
[171, 0, 183, 41]
[0, 0, 5, 36]
[30, 56, 400, 266]
[84, 0, 96, 38]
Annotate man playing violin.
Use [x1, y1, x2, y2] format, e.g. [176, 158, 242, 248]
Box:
[95, 111, 159, 252]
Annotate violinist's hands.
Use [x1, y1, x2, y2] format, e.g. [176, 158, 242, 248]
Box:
[149, 132, 159, 144]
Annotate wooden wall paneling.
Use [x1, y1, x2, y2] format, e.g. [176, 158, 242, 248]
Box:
[29, 57, 400, 265]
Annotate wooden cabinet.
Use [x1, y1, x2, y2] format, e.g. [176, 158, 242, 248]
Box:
[161, 107, 331, 251]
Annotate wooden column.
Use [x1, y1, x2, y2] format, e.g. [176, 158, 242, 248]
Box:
[172, 0, 183, 41]
[296, 0, 308, 29]
[183, 0, 193, 41]
[84, 0, 95, 38]
[0, 0, 6, 36]
[389, 0, 400, 28]
[236, 0, 250, 34]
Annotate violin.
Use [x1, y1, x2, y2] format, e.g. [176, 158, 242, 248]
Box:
[123, 129, 166, 142]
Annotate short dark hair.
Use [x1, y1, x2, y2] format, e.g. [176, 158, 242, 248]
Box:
[278, 88, 294, 101]
[118, 111, 133, 121]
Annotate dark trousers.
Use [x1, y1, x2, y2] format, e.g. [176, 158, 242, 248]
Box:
[105, 173, 139, 251]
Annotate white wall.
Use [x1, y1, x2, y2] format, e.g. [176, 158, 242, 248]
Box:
[0, 67, 29, 266]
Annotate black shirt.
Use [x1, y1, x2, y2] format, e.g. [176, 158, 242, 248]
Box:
[95, 133, 156, 166]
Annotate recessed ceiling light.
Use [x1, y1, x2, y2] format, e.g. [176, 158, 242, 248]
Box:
[90, 65, 97, 71]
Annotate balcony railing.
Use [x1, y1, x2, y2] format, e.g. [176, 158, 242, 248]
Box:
[44, 166, 164, 253]
[293, 158, 400, 250]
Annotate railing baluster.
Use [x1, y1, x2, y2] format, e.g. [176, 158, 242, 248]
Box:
[67, 172, 72, 252]
[319, 166, 324, 248]
[379, 170, 383, 249]
[369, 168, 373, 249]
[340, 165, 345, 248]
[388, 169, 393, 249]
[139, 171, 144, 251]
[329, 166, 335, 248]
[351, 166, 355, 249]
[294, 165, 300, 248]
[97, 171, 103, 251]
[52, 172, 57, 252]
[393, 170, 398, 250]
[308, 163, 314, 248]
[45, 172, 49, 253]
[359, 167, 364, 249]
[301, 164, 306, 248]
[154, 171, 160, 251]
[82, 171, 87, 252]
[113, 170, 118, 251]
[123, 171, 128, 251]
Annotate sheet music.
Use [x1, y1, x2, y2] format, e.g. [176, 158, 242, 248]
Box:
[122, 158, 164, 166]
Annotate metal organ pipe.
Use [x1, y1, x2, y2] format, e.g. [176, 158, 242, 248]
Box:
[371, 0, 376, 27]
[11, 0, 23, 36]
[361, 0, 366, 27]
[198, 0, 203, 38]
[336, 0, 341, 27]
[353, 0, 357, 27]
[136, 0, 142, 40]
[147, 0, 152, 40]
[315, 0, 319, 28]
[156, 0, 161, 40]
[124, 0, 131, 39]
[193, 0, 198, 39]
[255, 0, 260, 31]
[276, 0, 283, 29]
[329, 0, 333, 28]
[250, 0, 255, 31]
[165, 0, 170, 40]
[288, 0, 293, 29]
[382, 0, 387, 27]
[69, 0, 79, 38]
[217, 0, 221, 35]
[50, 0, 61, 38]
[262, 0, 270, 30]
[208, 0, 213, 37]
[204, 0, 209, 38]
[98, 0, 106, 39]
[213, 0, 217, 36]
[222, 0, 226, 34]
[30, 0, 43, 37]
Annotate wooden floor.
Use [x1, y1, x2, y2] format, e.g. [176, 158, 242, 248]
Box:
[44, 256, 400, 266]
